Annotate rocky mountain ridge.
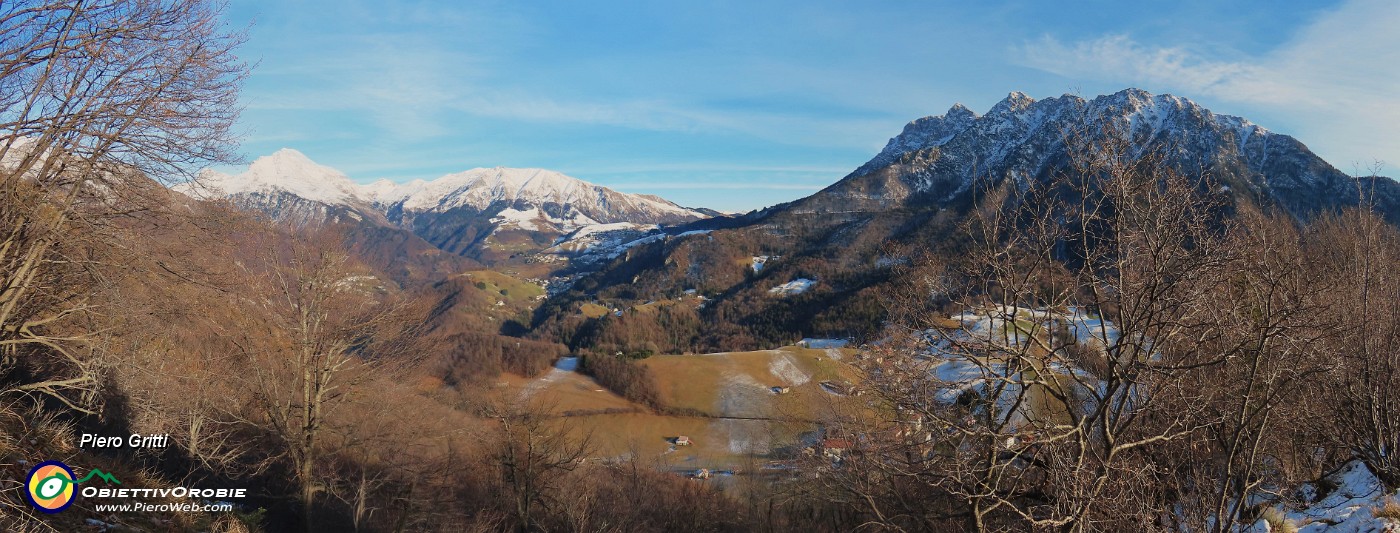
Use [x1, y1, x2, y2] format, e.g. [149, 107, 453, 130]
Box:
[789, 88, 1398, 222]
[185, 149, 713, 275]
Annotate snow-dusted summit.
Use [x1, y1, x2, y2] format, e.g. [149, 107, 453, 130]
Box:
[790, 88, 1398, 223]
[180, 149, 712, 266]
[187, 149, 705, 230]
[364, 166, 704, 228]
[194, 148, 363, 206]
[186, 149, 378, 225]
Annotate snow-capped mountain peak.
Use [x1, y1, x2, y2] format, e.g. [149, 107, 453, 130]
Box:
[365, 167, 597, 212]
[799, 88, 1399, 224]
[181, 150, 711, 265]
[852, 102, 981, 176]
[987, 90, 1035, 116]
[195, 148, 363, 206]
[365, 166, 705, 227]
[358, 178, 404, 202]
[188, 150, 706, 229]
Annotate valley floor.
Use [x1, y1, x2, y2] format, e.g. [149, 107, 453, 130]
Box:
[501, 345, 859, 473]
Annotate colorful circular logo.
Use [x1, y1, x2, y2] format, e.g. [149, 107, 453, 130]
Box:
[25, 460, 77, 513]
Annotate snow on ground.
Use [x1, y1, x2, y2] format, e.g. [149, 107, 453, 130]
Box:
[547, 223, 658, 257]
[719, 373, 767, 409]
[521, 357, 578, 398]
[953, 311, 1031, 346]
[553, 222, 645, 246]
[875, 256, 908, 268]
[549, 230, 666, 265]
[751, 256, 771, 273]
[799, 338, 849, 349]
[617, 233, 667, 251]
[935, 358, 987, 382]
[1261, 460, 1400, 532]
[490, 207, 543, 231]
[932, 358, 993, 404]
[1064, 306, 1121, 346]
[768, 353, 812, 386]
[820, 382, 849, 397]
[719, 418, 771, 455]
[769, 278, 816, 296]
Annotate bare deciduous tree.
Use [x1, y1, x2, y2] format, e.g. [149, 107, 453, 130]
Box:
[1311, 207, 1400, 488]
[0, 0, 244, 410]
[223, 226, 423, 531]
[481, 396, 593, 533]
[844, 119, 1257, 531]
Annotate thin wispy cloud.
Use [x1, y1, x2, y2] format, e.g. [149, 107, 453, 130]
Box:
[224, 0, 1398, 211]
[1015, 0, 1400, 171]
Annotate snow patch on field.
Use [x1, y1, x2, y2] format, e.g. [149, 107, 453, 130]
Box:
[768, 353, 811, 385]
[932, 358, 992, 404]
[769, 278, 816, 296]
[521, 357, 578, 398]
[552, 222, 647, 247]
[799, 338, 849, 349]
[490, 207, 543, 231]
[719, 419, 770, 455]
[934, 358, 987, 382]
[716, 373, 770, 419]
[751, 256, 770, 273]
[1064, 306, 1120, 346]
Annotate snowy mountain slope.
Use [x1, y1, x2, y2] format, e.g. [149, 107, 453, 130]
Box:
[366, 166, 705, 230]
[790, 88, 1399, 223]
[356, 166, 708, 264]
[186, 150, 705, 229]
[194, 148, 362, 205]
[185, 149, 381, 225]
[533, 88, 1400, 355]
[177, 150, 712, 272]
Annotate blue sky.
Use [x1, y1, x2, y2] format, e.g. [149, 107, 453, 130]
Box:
[224, 0, 1398, 212]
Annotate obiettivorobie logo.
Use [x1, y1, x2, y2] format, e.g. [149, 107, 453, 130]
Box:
[24, 459, 246, 513]
[24, 460, 120, 513]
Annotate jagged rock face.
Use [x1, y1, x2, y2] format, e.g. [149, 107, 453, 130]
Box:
[793, 88, 1399, 223]
[219, 190, 372, 227]
[851, 102, 979, 177]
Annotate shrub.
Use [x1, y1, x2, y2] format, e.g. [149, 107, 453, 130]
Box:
[1373, 497, 1400, 521]
[1259, 507, 1299, 533]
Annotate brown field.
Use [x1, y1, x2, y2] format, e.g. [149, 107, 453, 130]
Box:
[578, 302, 610, 318]
[500, 346, 861, 470]
[459, 270, 545, 301]
[641, 347, 855, 418]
